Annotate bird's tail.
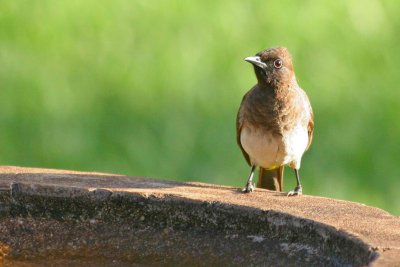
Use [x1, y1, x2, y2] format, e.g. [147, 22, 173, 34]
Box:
[257, 166, 284, 191]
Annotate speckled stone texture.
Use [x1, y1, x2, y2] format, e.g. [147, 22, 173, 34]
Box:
[0, 166, 399, 266]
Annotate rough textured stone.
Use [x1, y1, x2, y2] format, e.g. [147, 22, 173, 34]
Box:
[0, 166, 399, 266]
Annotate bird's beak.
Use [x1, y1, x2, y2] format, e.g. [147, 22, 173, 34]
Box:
[244, 56, 267, 69]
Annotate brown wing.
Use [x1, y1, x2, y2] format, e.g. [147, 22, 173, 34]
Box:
[236, 92, 251, 166]
[306, 104, 314, 151]
[298, 87, 314, 151]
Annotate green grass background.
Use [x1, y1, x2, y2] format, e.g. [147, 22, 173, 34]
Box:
[1, 0, 399, 214]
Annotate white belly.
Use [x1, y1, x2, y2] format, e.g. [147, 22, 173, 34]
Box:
[240, 124, 308, 169]
[240, 126, 283, 169]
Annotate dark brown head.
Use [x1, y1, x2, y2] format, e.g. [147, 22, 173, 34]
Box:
[245, 47, 296, 88]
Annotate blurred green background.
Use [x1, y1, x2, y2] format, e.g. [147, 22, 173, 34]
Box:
[0, 0, 399, 214]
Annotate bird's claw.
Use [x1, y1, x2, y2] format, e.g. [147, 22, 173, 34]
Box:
[287, 186, 302, 197]
[242, 183, 255, 193]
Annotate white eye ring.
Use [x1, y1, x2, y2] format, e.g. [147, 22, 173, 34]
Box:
[274, 59, 283, 69]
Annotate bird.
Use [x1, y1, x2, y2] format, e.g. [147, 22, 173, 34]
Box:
[236, 47, 314, 196]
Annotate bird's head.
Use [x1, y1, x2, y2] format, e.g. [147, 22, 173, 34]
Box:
[245, 47, 296, 88]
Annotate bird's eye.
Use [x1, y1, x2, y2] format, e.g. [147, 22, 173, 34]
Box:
[274, 59, 283, 69]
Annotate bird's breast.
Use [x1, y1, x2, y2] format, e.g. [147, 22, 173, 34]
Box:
[240, 123, 309, 169]
[240, 125, 283, 169]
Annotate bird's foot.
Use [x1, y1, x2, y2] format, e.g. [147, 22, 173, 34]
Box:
[287, 186, 302, 197]
[242, 182, 255, 193]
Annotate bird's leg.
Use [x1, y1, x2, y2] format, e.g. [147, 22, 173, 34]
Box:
[242, 165, 256, 193]
[287, 169, 303, 196]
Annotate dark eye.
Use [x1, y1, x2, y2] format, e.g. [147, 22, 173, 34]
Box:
[274, 59, 283, 69]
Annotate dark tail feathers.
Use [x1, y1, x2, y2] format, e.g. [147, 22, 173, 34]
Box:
[257, 166, 284, 191]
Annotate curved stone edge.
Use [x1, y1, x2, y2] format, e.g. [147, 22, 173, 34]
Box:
[0, 166, 400, 266]
[1, 181, 377, 266]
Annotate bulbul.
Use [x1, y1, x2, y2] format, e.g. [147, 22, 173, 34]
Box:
[236, 47, 314, 196]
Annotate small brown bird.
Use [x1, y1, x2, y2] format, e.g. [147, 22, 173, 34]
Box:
[236, 47, 314, 196]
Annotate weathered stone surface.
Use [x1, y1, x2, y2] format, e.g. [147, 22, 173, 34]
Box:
[0, 166, 399, 266]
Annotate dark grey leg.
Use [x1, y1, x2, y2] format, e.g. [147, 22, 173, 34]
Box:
[242, 165, 256, 193]
[287, 169, 303, 196]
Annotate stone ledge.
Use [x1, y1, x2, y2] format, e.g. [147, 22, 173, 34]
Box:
[0, 166, 399, 266]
